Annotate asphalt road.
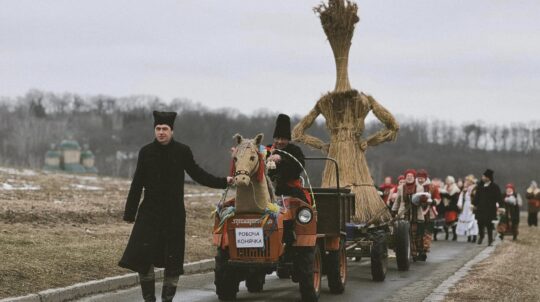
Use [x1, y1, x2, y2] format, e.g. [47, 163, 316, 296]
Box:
[77, 238, 487, 302]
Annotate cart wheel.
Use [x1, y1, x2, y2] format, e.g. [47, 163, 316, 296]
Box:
[394, 220, 411, 271]
[246, 270, 265, 293]
[370, 231, 388, 282]
[326, 238, 347, 294]
[294, 246, 321, 302]
[214, 248, 239, 301]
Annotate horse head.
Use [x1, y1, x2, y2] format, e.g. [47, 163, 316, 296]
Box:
[231, 133, 264, 187]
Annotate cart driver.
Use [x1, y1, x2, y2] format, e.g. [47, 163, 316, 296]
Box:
[266, 113, 312, 204]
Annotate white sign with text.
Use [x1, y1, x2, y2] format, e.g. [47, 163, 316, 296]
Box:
[235, 227, 264, 248]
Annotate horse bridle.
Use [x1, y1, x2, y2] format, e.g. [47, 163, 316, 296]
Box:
[233, 143, 261, 179]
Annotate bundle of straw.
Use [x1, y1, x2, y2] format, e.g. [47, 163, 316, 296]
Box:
[314, 0, 359, 92]
[292, 0, 399, 224]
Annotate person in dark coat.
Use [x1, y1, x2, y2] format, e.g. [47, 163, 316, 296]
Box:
[266, 114, 310, 204]
[499, 183, 521, 241]
[525, 181, 540, 227]
[118, 111, 233, 302]
[472, 169, 502, 246]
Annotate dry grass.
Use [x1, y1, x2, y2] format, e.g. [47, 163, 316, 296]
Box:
[445, 219, 540, 302]
[0, 168, 223, 299]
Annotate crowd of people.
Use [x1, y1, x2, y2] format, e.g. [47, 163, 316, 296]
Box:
[378, 169, 540, 262]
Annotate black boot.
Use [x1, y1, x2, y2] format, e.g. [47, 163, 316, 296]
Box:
[161, 285, 177, 302]
[433, 230, 438, 241]
[467, 236, 471, 242]
[472, 235, 477, 243]
[452, 226, 457, 241]
[488, 232, 494, 246]
[445, 228, 449, 240]
[477, 236, 483, 245]
[140, 280, 156, 302]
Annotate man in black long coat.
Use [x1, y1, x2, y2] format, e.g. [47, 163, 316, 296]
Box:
[472, 169, 502, 246]
[118, 111, 233, 302]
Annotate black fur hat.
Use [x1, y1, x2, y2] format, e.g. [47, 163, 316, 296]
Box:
[153, 111, 177, 130]
[273, 114, 291, 139]
[483, 169, 494, 181]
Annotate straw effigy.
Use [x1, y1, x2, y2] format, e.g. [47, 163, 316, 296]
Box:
[292, 0, 399, 224]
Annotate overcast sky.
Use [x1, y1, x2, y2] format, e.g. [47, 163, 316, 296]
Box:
[1, 0, 539, 124]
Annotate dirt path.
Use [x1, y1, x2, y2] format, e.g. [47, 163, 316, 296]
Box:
[444, 218, 540, 302]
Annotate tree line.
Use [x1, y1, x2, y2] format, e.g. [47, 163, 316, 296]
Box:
[0, 90, 538, 195]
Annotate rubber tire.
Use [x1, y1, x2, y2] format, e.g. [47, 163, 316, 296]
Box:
[294, 246, 321, 302]
[246, 271, 265, 293]
[214, 248, 239, 301]
[277, 266, 291, 279]
[394, 220, 411, 271]
[370, 230, 388, 282]
[326, 239, 347, 294]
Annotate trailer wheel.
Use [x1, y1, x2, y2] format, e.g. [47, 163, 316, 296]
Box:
[294, 246, 321, 302]
[394, 220, 411, 271]
[326, 238, 347, 294]
[214, 248, 239, 301]
[370, 231, 388, 282]
[246, 270, 265, 293]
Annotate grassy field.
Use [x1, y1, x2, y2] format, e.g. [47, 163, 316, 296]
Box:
[445, 217, 540, 301]
[0, 167, 223, 299]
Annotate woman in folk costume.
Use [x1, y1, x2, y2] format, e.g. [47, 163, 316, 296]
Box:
[379, 176, 397, 208]
[439, 176, 461, 241]
[387, 175, 405, 210]
[456, 175, 479, 243]
[498, 184, 522, 240]
[431, 177, 446, 241]
[392, 169, 432, 262]
[416, 169, 440, 254]
[525, 181, 540, 227]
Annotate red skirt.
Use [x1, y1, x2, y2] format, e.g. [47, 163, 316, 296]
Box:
[445, 211, 458, 224]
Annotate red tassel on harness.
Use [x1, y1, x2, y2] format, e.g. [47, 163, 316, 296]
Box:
[256, 153, 265, 182]
[229, 160, 235, 178]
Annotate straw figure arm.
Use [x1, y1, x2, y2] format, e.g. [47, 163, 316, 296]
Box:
[292, 105, 329, 153]
[364, 95, 399, 148]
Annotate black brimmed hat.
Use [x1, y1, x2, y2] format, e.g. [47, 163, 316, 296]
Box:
[153, 111, 177, 130]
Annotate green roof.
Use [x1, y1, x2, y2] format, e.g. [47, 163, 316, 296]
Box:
[45, 150, 62, 158]
[59, 140, 81, 150]
[81, 150, 95, 159]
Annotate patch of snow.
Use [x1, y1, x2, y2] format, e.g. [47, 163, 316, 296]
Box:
[60, 174, 99, 181]
[70, 184, 104, 191]
[0, 167, 38, 176]
[0, 182, 41, 190]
